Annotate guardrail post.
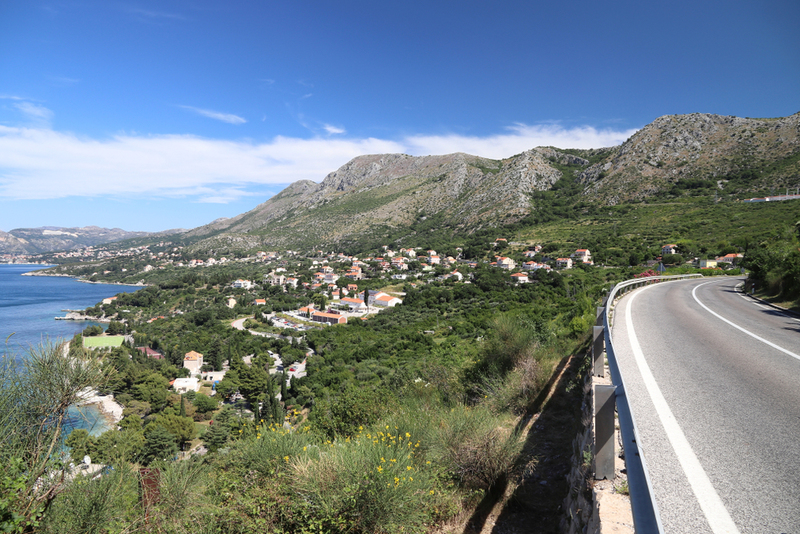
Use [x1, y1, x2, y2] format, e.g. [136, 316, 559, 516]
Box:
[593, 325, 605, 377]
[594, 384, 616, 480]
[595, 306, 604, 326]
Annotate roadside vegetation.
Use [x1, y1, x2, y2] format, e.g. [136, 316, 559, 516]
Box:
[3, 176, 796, 532]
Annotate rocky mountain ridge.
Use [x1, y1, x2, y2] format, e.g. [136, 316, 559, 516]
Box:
[580, 112, 800, 204]
[5, 112, 799, 256]
[187, 112, 799, 253]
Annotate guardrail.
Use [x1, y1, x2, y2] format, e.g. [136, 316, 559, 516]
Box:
[595, 273, 703, 534]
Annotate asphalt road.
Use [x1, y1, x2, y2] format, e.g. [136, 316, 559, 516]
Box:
[611, 276, 800, 534]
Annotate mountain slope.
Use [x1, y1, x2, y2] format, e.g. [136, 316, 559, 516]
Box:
[186, 149, 591, 252]
[0, 226, 155, 255]
[185, 112, 800, 254]
[580, 112, 800, 204]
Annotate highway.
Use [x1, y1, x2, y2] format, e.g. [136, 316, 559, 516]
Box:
[610, 276, 800, 533]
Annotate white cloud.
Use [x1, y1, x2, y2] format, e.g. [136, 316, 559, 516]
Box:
[404, 123, 638, 159]
[0, 123, 637, 203]
[323, 124, 346, 135]
[14, 102, 54, 126]
[179, 105, 246, 124]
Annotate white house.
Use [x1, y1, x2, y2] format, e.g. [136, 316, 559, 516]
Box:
[570, 249, 592, 264]
[556, 258, 573, 269]
[374, 294, 402, 307]
[172, 377, 199, 394]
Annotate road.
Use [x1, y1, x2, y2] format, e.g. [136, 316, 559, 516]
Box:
[610, 276, 800, 533]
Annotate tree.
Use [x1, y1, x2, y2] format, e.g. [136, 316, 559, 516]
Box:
[207, 338, 224, 371]
[192, 393, 218, 414]
[203, 420, 229, 452]
[64, 429, 95, 463]
[82, 325, 103, 337]
[661, 253, 684, 265]
[0, 342, 106, 530]
[106, 321, 125, 335]
[142, 424, 178, 465]
[149, 414, 196, 448]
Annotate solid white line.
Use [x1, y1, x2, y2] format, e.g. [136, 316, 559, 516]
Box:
[626, 285, 740, 534]
[692, 282, 800, 361]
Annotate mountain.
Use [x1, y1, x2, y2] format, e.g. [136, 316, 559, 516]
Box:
[0, 226, 156, 255]
[184, 148, 607, 253]
[185, 112, 799, 254]
[581, 112, 800, 204]
[7, 113, 798, 257]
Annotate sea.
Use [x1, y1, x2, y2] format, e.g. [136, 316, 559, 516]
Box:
[0, 263, 141, 436]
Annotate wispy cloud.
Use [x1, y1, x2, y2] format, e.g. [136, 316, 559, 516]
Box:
[14, 102, 54, 126]
[126, 7, 185, 21]
[48, 76, 80, 86]
[323, 124, 346, 135]
[179, 105, 246, 124]
[0, 123, 637, 204]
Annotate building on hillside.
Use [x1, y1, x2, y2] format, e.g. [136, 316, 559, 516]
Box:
[556, 257, 573, 269]
[265, 273, 286, 286]
[183, 351, 204, 376]
[137, 346, 164, 360]
[511, 272, 529, 283]
[311, 311, 347, 325]
[341, 297, 366, 312]
[495, 256, 516, 270]
[571, 249, 592, 264]
[172, 377, 199, 394]
[662, 244, 678, 256]
[232, 279, 254, 289]
[373, 294, 402, 307]
[715, 253, 742, 264]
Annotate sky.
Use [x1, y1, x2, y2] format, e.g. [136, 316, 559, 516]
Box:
[1, 1, 798, 233]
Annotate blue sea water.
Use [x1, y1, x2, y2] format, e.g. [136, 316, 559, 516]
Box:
[0, 264, 141, 435]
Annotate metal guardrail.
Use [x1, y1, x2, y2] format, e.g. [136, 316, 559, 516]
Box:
[599, 273, 703, 534]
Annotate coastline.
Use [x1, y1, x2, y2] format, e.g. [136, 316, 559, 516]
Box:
[22, 270, 146, 287]
[76, 388, 124, 432]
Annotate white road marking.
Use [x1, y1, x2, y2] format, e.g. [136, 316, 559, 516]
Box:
[693, 282, 800, 362]
[627, 284, 741, 534]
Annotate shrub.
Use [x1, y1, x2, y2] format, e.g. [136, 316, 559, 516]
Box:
[427, 405, 522, 491]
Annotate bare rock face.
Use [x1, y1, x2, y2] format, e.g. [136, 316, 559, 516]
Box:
[580, 112, 800, 204]
[186, 112, 800, 252]
[187, 146, 587, 254]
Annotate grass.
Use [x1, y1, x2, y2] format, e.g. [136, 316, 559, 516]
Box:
[83, 335, 125, 348]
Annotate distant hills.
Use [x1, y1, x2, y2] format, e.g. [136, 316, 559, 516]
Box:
[0, 226, 180, 255]
[3, 112, 798, 256]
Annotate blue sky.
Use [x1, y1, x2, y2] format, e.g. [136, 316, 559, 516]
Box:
[1, 1, 798, 233]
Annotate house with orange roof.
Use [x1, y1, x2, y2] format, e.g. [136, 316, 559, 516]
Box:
[341, 297, 366, 312]
[511, 272, 529, 283]
[183, 351, 204, 376]
[311, 311, 347, 325]
[570, 249, 593, 264]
